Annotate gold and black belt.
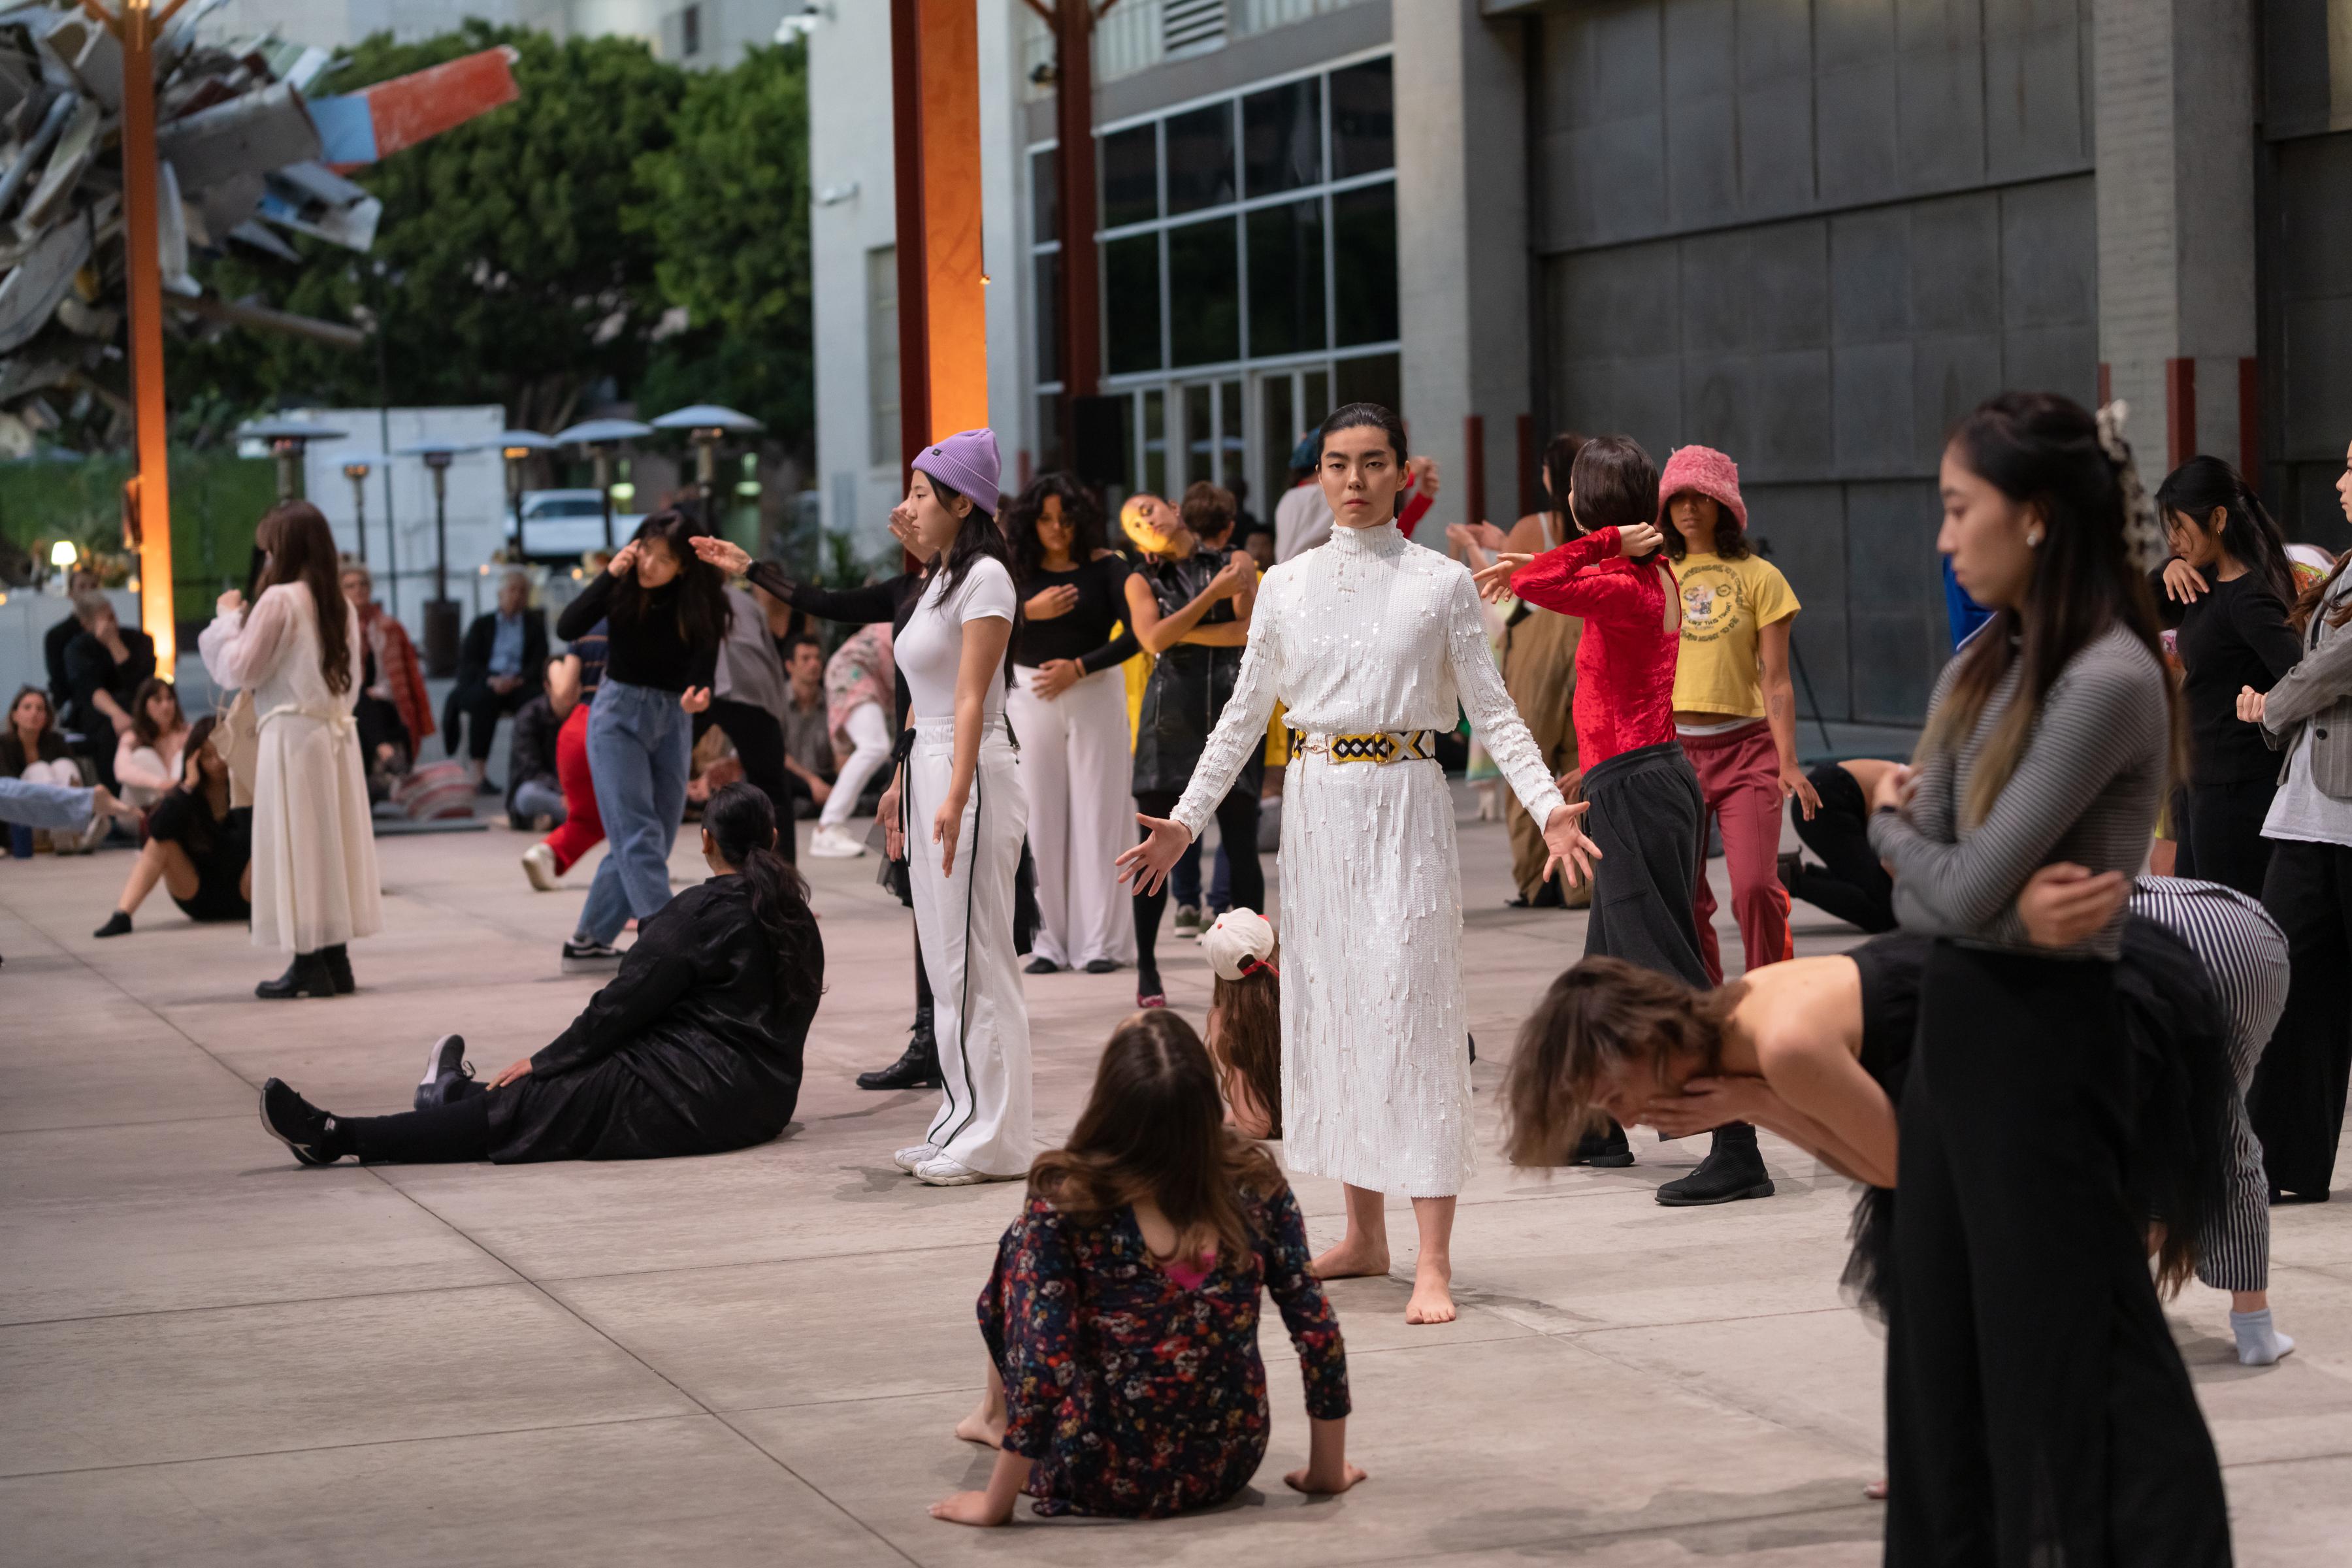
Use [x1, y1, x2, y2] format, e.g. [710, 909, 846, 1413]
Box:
[1286, 727, 1440, 764]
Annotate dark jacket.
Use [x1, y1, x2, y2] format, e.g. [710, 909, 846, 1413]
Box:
[42, 615, 80, 705]
[457, 607, 550, 692]
[1131, 548, 1245, 796]
[487, 875, 823, 1162]
[505, 694, 563, 819]
[0, 728, 71, 778]
[63, 627, 155, 737]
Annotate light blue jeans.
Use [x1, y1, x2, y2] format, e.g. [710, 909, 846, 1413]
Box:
[576, 679, 691, 945]
[0, 776, 97, 830]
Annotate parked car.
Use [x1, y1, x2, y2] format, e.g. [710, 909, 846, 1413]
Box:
[505, 489, 645, 562]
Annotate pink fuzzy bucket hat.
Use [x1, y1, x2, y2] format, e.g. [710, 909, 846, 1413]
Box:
[1658, 444, 1748, 532]
[913, 428, 1002, 517]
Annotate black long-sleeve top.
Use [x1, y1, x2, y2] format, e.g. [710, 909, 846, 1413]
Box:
[745, 561, 926, 723]
[1011, 555, 1139, 673]
[555, 571, 718, 694]
[2154, 567, 2304, 785]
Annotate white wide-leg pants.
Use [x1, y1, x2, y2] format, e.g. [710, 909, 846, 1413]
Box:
[907, 717, 1032, 1175]
[1006, 664, 1135, 968]
[819, 700, 893, 828]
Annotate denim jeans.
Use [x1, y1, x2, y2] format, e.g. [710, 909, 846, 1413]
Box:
[0, 776, 96, 831]
[512, 779, 567, 825]
[577, 679, 691, 945]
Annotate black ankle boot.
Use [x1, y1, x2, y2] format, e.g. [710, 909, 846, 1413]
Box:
[321, 945, 355, 995]
[1568, 1119, 1634, 1168]
[858, 1011, 941, 1090]
[1655, 1122, 1774, 1206]
[93, 910, 133, 938]
[256, 951, 337, 1000]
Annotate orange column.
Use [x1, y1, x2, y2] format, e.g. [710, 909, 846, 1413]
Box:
[103, 0, 178, 672]
[890, 0, 988, 458]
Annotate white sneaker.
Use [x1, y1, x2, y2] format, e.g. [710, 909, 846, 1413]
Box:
[892, 1142, 938, 1173]
[1171, 904, 1203, 937]
[915, 1154, 1017, 1186]
[520, 841, 560, 892]
[808, 823, 866, 859]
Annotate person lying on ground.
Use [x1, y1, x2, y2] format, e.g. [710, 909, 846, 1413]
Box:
[257, 782, 823, 1166]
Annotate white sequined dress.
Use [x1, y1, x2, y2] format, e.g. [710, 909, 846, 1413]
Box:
[1170, 520, 1568, 1196]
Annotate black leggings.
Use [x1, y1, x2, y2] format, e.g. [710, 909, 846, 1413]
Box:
[1886, 942, 2227, 1564]
[1788, 762, 1897, 933]
[1134, 787, 1263, 988]
[335, 1081, 493, 1164]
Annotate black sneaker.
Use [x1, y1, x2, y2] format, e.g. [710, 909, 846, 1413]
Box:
[1082, 958, 1121, 975]
[1568, 1120, 1635, 1168]
[1024, 956, 1060, 974]
[259, 1079, 344, 1166]
[1656, 1127, 1775, 1206]
[93, 910, 133, 938]
[561, 939, 624, 974]
[415, 1034, 474, 1113]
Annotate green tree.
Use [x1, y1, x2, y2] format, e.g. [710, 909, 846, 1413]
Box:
[172, 23, 688, 434]
[628, 41, 813, 455]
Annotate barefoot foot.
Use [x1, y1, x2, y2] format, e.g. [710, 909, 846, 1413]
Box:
[953, 1396, 1005, 1448]
[1404, 1258, 1456, 1324]
[1309, 1235, 1392, 1281]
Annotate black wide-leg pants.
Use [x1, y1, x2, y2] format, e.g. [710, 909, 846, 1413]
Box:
[1579, 742, 1708, 987]
[2252, 838, 2352, 1199]
[1885, 941, 2229, 1567]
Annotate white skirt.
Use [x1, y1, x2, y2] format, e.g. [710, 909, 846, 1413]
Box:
[1279, 749, 1475, 1197]
[250, 708, 383, 954]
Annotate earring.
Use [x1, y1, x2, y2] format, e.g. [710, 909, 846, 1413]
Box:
[2027, 527, 2044, 548]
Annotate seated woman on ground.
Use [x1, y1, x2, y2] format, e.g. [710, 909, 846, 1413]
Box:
[95, 716, 253, 938]
[1501, 864, 2240, 1310]
[932, 1008, 1361, 1527]
[112, 678, 189, 811]
[1202, 907, 1282, 1140]
[257, 783, 823, 1166]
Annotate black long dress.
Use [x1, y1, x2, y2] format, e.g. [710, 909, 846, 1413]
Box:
[486, 874, 822, 1162]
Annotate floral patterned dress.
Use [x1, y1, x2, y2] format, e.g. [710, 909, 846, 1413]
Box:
[978, 1183, 1350, 1518]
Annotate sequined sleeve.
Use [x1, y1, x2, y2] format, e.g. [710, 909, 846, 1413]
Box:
[1256, 1186, 1351, 1420]
[1168, 578, 1283, 843]
[992, 1198, 1087, 1463]
[1446, 568, 1567, 828]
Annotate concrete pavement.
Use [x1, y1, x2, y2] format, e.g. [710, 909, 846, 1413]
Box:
[3, 805, 2348, 1565]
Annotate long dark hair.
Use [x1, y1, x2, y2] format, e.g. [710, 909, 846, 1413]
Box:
[167, 714, 229, 854]
[701, 782, 822, 1009]
[1315, 401, 1410, 518]
[1539, 431, 1586, 541]
[1028, 1009, 1285, 1268]
[253, 501, 352, 695]
[1923, 393, 2180, 826]
[925, 476, 1013, 602]
[2, 683, 61, 772]
[1004, 472, 1105, 583]
[1210, 956, 1281, 1139]
[2155, 455, 2294, 607]
[1660, 493, 1750, 562]
[129, 676, 182, 749]
[612, 510, 730, 657]
[1501, 958, 1739, 1166]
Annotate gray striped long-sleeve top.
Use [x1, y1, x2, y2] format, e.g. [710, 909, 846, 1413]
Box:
[1868, 623, 2168, 958]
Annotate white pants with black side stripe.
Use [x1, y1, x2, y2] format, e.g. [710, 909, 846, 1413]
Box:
[907, 716, 1033, 1175]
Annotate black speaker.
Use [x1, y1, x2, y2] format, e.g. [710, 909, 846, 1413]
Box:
[1070, 395, 1126, 488]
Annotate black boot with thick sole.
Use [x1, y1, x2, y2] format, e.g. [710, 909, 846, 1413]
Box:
[256, 951, 338, 1000]
[1655, 1123, 1775, 1206]
[857, 1011, 942, 1090]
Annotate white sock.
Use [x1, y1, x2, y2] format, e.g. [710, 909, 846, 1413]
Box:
[2230, 1307, 2295, 1367]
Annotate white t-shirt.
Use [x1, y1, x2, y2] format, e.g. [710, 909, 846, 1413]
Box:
[897, 555, 1017, 723]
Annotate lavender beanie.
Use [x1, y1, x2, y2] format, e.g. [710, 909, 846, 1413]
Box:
[913, 428, 1002, 517]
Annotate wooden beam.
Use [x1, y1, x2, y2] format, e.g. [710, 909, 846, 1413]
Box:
[917, 0, 988, 442]
[1054, 0, 1100, 409]
[888, 0, 930, 476]
[116, 0, 176, 673]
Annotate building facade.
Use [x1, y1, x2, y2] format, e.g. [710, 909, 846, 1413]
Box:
[817, 0, 2351, 725]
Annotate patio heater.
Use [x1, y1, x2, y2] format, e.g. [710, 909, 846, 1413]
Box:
[487, 429, 560, 557]
[396, 438, 474, 676]
[552, 419, 653, 551]
[237, 417, 349, 502]
[649, 404, 764, 534]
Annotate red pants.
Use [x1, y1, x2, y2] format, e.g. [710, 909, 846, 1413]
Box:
[542, 702, 605, 874]
[1681, 720, 1792, 983]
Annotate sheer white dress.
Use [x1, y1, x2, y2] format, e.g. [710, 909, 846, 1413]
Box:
[199, 583, 383, 953]
[1169, 520, 1567, 1196]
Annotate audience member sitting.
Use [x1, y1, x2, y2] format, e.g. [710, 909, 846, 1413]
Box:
[506, 658, 566, 830]
[444, 570, 547, 793]
[779, 632, 832, 819]
[342, 563, 433, 785]
[932, 1007, 1358, 1527]
[2, 685, 73, 784]
[257, 783, 823, 1165]
[93, 715, 254, 938]
[113, 678, 190, 810]
[62, 591, 156, 791]
[41, 566, 100, 706]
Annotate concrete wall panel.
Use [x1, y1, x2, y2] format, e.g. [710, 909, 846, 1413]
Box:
[1830, 208, 1912, 343]
[1751, 348, 1838, 476]
[1740, 76, 1819, 214]
[1555, 240, 1680, 357]
[1844, 479, 1947, 721]
[1908, 193, 2001, 335]
[1667, 95, 1745, 229]
[1815, 61, 1903, 205]
[1744, 480, 1852, 717]
[1894, 39, 1986, 190]
[1749, 221, 1832, 348]
[1833, 341, 1917, 476]
[1680, 231, 1752, 352]
[1912, 333, 2003, 460]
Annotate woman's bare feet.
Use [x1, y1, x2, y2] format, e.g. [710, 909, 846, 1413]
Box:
[1309, 1235, 1391, 1281]
[1405, 1256, 1456, 1324]
[954, 1390, 1005, 1448]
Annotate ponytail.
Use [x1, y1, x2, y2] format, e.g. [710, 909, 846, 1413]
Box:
[702, 782, 821, 1007]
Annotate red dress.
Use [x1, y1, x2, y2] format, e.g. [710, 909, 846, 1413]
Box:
[979, 1184, 1350, 1518]
[1509, 526, 1680, 770]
